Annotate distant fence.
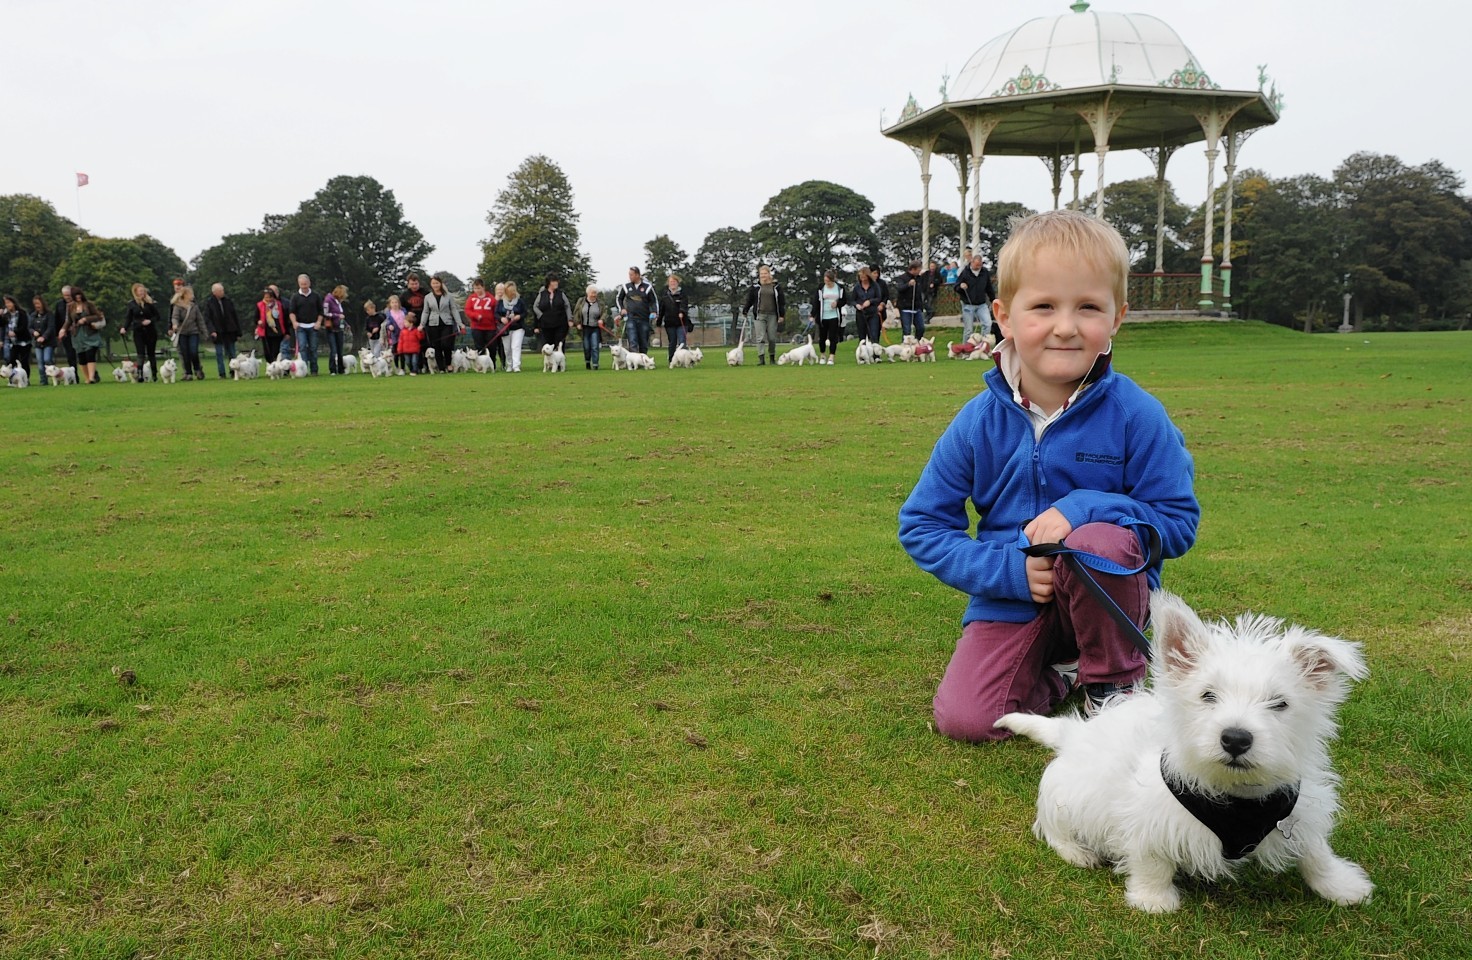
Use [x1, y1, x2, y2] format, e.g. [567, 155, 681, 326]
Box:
[1128, 273, 1223, 312]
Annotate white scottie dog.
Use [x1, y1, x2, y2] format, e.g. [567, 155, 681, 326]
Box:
[450, 348, 471, 374]
[726, 334, 744, 367]
[777, 335, 818, 366]
[541, 342, 565, 373]
[996, 591, 1372, 913]
[669, 343, 700, 369]
[158, 358, 178, 384]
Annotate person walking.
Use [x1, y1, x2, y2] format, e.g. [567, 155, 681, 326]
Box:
[741, 265, 786, 366]
[615, 267, 657, 355]
[288, 274, 324, 375]
[497, 281, 527, 372]
[575, 285, 606, 370]
[420, 275, 462, 373]
[121, 283, 162, 381]
[811, 270, 847, 365]
[256, 287, 290, 362]
[956, 254, 998, 343]
[533, 274, 573, 354]
[463, 278, 499, 361]
[203, 282, 242, 380]
[894, 260, 930, 339]
[68, 288, 107, 384]
[29, 296, 55, 384]
[321, 284, 349, 375]
[169, 284, 207, 381]
[2, 295, 31, 379]
[851, 267, 882, 345]
[658, 273, 691, 364]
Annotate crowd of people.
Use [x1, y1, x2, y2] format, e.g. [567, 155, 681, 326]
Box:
[4, 256, 1001, 384]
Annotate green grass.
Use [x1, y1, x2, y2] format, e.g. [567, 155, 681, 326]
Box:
[2, 323, 1469, 959]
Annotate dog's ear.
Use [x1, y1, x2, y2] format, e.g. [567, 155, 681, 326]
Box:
[1151, 590, 1209, 675]
[1286, 628, 1368, 691]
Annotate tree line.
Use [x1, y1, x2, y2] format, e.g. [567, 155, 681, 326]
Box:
[3, 150, 1468, 335]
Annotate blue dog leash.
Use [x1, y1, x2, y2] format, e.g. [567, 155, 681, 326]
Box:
[1021, 522, 1162, 658]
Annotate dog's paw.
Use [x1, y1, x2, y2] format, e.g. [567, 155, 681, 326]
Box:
[1125, 882, 1182, 913]
[1050, 838, 1103, 869]
[1306, 859, 1374, 906]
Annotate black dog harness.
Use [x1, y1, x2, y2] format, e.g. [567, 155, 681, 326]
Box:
[1161, 755, 1300, 860]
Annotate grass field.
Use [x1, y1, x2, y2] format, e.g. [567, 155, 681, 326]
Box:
[2, 323, 1469, 959]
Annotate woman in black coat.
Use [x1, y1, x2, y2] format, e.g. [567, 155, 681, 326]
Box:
[657, 274, 691, 363]
[532, 275, 573, 353]
[121, 283, 162, 381]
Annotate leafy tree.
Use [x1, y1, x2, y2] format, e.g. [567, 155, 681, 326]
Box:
[432, 271, 465, 294]
[285, 175, 433, 305]
[1335, 152, 1472, 325]
[752, 180, 877, 296]
[190, 228, 297, 309]
[642, 234, 689, 291]
[130, 234, 188, 291]
[0, 194, 83, 301]
[1237, 174, 1345, 329]
[692, 226, 760, 315]
[972, 201, 1036, 265]
[478, 155, 592, 296]
[50, 237, 156, 351]
[875, 210, 961, 271]
[1088, 178, 1194, 271]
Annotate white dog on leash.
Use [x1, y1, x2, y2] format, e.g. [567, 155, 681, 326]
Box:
[473, 350, 495, 374]
[2, 362, 28, 388]
[369, 355, 393, 378]
[996, 591, 1373, 914]
[541, 342, 566, 373]
[158, 358, 178, 384]
[450, 348, 471, 374]
[45, 364, 76, 386]
[669, 343, 701, 368]
[777, 335, 819, 366]
[726, 333, 745, 366]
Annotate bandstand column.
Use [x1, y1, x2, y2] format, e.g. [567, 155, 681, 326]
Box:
[1077, 98, 1127, 218]
[910, 135, 940, 268]
[1142, 145, 1178, 274]
[1220, 128, 1252, 316]
[1193, 102, 1246, 311]
[950, 154, 970, 260]
[961, 115, 1001, 250]
[1070, 130, 1083, 209]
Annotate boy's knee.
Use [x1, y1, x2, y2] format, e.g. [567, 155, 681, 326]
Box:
[933, 698, 1011, 743]
[1066, 522, 1144, 566]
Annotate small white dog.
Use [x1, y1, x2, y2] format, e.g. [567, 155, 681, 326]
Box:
[369, 355, 393, 378]
[473, 350, 495, 374]
[158, 358, 178, 384]
[726, 333, 745, 366]
[450, 348, 471, 374]
[342, 353, 360, 375]
[913, 335, 936, 362]
[45, 364, 75, 386]
[610, 342, 631, 371]
[112, 365, 131, 383]
[2, 362, 28, 388]
[289, 357, 308, 378]
[996, 591, 1373, 914]
[612, 342, 654, 370]
[669, 343, 700, 369]
[139, 361, 153, 382]
[541, 342, 566, 373]
[884, 341, 915, 363]
[266, 359, 289, 380]
[423, 347, 436, 374]
[854, 338, 885, 365]
[777, 335, 818, 366]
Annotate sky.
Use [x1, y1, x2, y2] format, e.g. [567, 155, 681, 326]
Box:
[9, 0, 1469, 288]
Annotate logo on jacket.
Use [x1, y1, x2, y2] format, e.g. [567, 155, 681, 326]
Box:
[1076, 452, 1124, 465]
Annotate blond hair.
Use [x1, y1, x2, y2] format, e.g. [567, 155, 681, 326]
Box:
[171, 285, 194, 306]
[504, 281, 519, 298]
[996, 210, 1130, 310]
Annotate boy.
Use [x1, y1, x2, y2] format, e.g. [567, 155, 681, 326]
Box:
[396, 313, 425, 375]
[363, 299, 383, 358]
[898, 210, 1199, 743]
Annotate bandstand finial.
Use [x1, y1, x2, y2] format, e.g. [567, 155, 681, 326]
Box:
[1070, 1, 1090, 12]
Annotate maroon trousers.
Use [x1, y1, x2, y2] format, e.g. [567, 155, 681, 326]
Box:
[932, 522, 1149, 743]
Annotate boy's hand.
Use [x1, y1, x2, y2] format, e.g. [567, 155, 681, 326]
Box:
[1024, 508, 1073, 547]
[1026, 555, 1055, 604]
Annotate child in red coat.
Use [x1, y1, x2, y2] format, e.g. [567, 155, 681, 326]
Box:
[396, 315, 425, 375]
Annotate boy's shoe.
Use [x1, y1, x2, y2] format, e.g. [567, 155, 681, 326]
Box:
[1051, 660, 1079, 692]
[1083, 680, 1143, 718]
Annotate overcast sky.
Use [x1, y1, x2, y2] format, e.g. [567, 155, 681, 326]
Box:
[10, 0, 1468, 287]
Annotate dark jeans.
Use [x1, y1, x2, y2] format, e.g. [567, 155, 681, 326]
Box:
[859, 313, 881, 342]
[581, 327, 601, 368]
[901, 309, 925, 339]
[325, 330, 345, 374]
[664, 324, 686, 362]
[626, 317, 652, 354]
[179, 334, 203, 378]
[213, 336, 237, 378]
[134, 330, 159, 379]
[295, 327, 318, 374]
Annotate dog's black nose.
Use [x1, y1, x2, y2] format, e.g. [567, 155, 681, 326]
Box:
[1221, 727, 1254, 757]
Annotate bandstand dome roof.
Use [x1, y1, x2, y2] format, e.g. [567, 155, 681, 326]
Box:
[882, 2, 1281, 158]
[952, 8, 1203, 100]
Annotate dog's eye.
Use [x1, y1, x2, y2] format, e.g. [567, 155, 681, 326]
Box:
[1268, 699, 1289, 712]
[1200, 690, 1217, 704]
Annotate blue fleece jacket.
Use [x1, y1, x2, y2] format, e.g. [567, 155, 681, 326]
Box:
[898, 362, 1199, 626]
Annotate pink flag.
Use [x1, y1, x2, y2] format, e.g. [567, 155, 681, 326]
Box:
[76, 172, 90, 187]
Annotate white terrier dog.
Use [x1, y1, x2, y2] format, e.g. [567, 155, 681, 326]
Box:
[726, 333, 744, 366]
[777, 335, 818, 366]
[112, 365, 131, 382]
[450, 348, 471, 374]
[669, 343, 700, 369]
[541, 342, 566, 373]
[613, 343, 654, 370]
[369, 355, 393, 378]
[884, 341, 915, 363]
[342, 353, 360, 375]
[289, 357, 308, 378]
[423, 347, 436, 374]
[158, 358, 178, 384]
[45, 365, 73, 386]
[473, 350, 495, 373]
[854, 338, 884, 365]
[2, 362, 28, 388]
[139, 361, 153, 382]
[913, 335, 936, 362]
[996, 591, 1373, 914]
[609, 342, 631, 371]
[266, 359, 289, 380]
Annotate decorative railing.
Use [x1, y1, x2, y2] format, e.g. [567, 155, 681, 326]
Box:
[1128, 273, 1222, 312]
